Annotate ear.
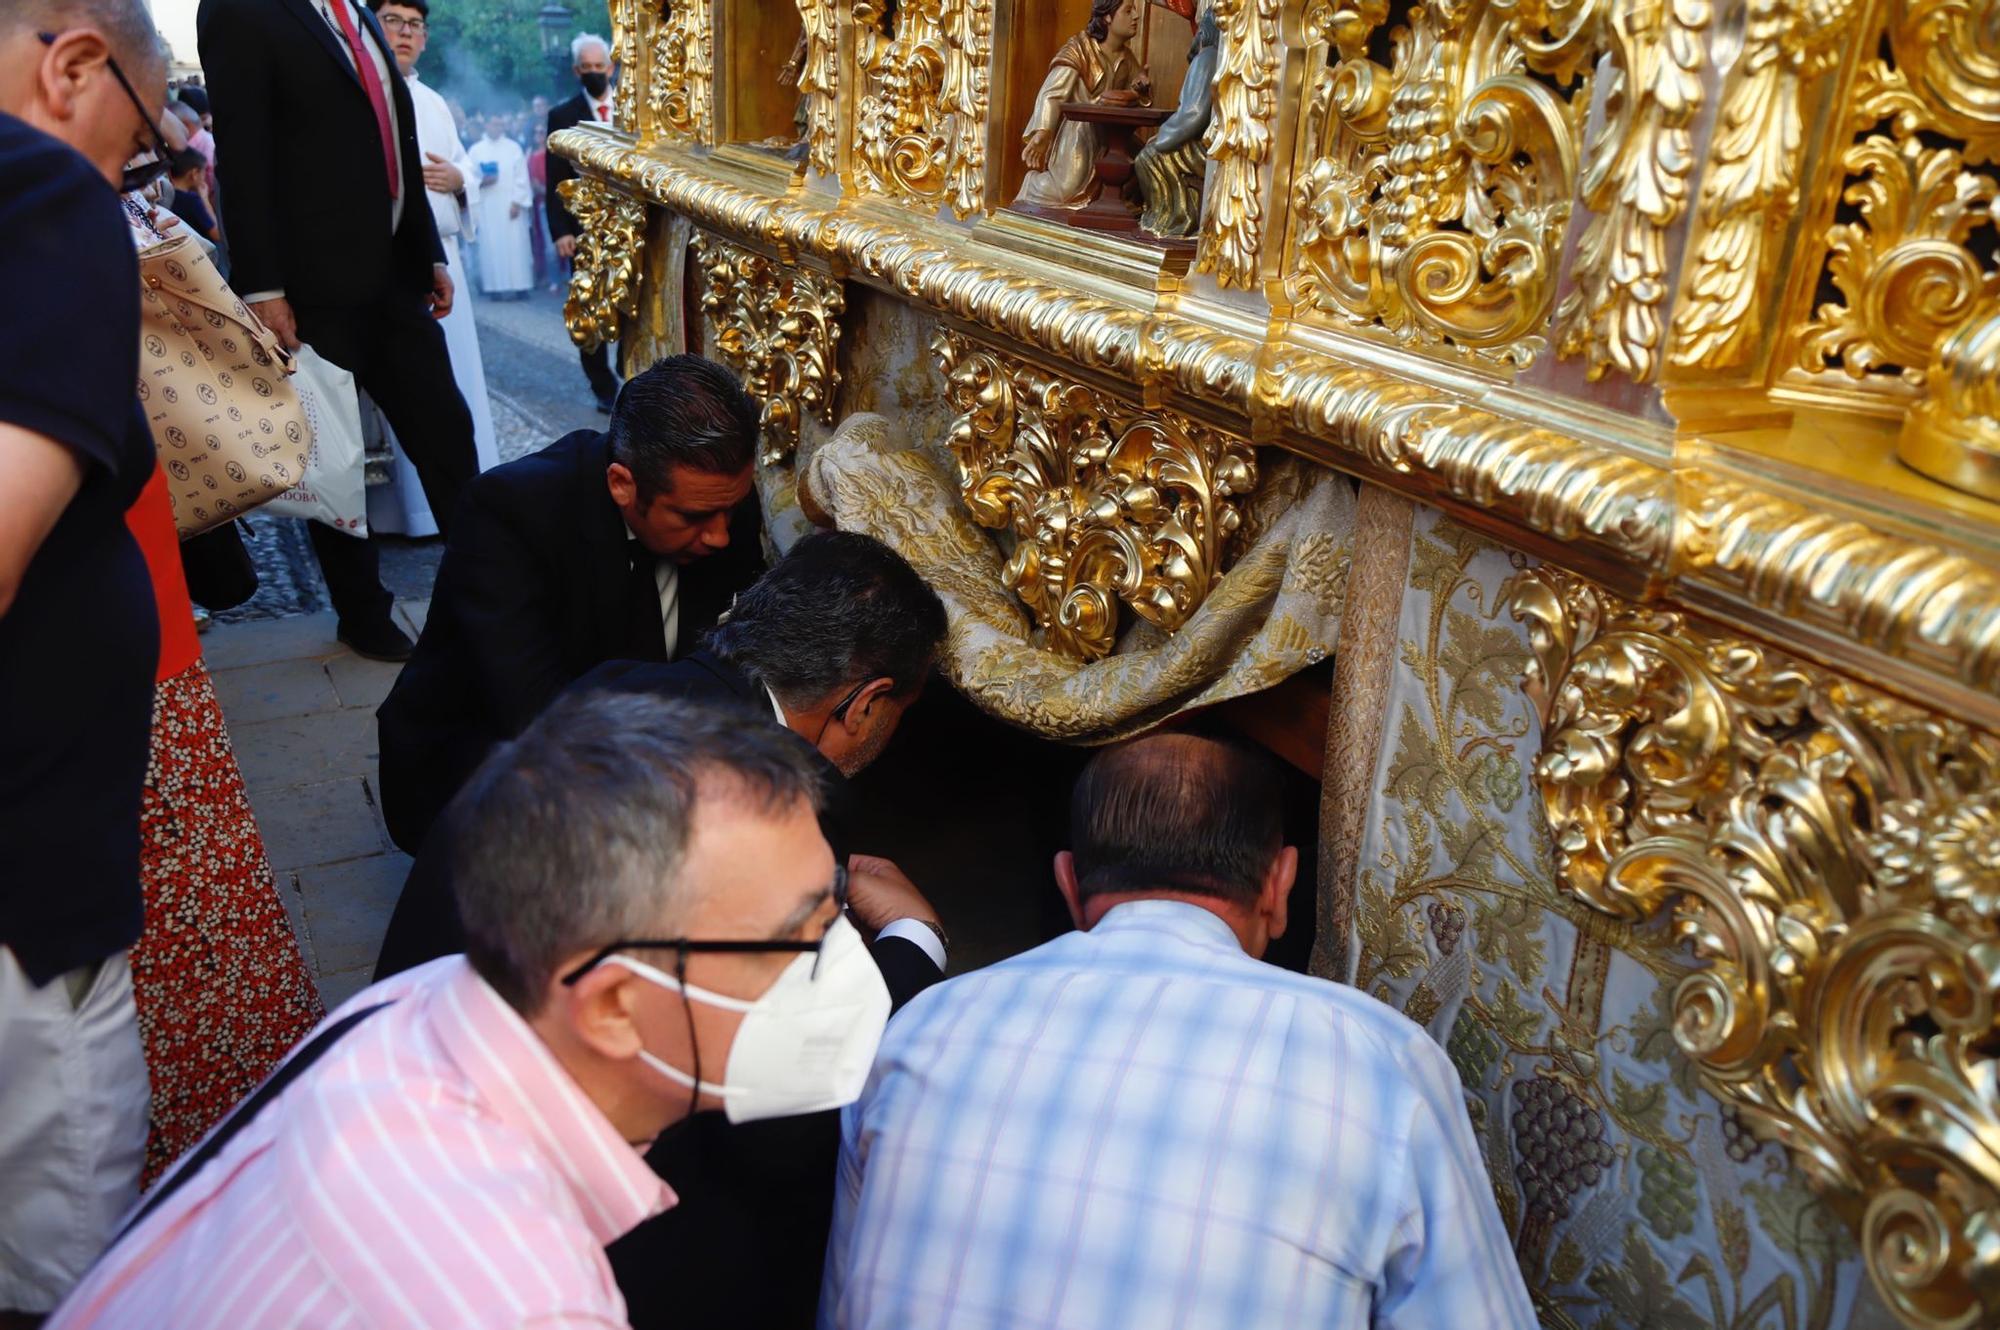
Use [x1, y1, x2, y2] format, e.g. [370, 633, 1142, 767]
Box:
[843, 676, 899, 726]
[560, 963, 646, 1061]
[39, 30, 112, 120]
[1260, 845, 1299, 942]
[605, 461, 637, 512]
[1053, 851, 1087, 931]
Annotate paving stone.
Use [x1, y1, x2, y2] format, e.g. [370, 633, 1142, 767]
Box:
[297, 852, 411, 978]
[395, 597, 431, 638]
[325, 650, 404, 711]
[210, 657, 342, 727]
[251, 775, 390, 872]
[275, 869, 318, 976]
[199, 610, 341, 671]
[229, 707, 382, 787]
[316, 967, 375, 1012]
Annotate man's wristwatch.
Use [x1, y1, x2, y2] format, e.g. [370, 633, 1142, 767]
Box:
[912, 918, 949, 953]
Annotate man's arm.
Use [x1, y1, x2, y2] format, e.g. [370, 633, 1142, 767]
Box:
[197, 0, 285, 298]
[545, 105, 581, 248]
[0, 424, 86, 620]
[441, 487, 589, 736]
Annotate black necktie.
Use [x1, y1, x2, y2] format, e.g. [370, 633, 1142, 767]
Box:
[624, 545, 669, 661]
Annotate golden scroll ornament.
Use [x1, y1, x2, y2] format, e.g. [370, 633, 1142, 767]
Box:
[795, 0, 839, 177]
[607, 0, 643, 132]
[650, 0, 713, 143]
[1509, 564, 2000, 1330]
[934, 330, 1258, 661]
[690, 234, 845, 467]
[560, 175, 647, 354]
[852, 0, 992, 217]
[1193, 0, 1280, 289]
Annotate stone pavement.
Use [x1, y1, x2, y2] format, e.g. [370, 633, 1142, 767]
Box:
[205, 599, 429, 1009]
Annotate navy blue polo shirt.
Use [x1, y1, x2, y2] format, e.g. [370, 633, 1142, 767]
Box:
[0, 112, 159, 985]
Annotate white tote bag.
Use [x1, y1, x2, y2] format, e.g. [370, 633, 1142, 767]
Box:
[265, 344, 369, 536]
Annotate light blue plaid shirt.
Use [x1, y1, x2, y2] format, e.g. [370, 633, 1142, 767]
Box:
[820, 900, 1535, 1330]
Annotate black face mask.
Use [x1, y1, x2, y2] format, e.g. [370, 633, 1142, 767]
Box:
[580, 70, 610, 99]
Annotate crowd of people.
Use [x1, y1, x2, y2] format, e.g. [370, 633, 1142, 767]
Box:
[0, 0, 1536, 1326]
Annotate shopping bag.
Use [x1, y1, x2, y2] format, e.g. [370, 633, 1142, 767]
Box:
[265, 344, 369, 537]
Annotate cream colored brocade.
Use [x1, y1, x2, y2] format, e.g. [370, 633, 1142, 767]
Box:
[805, 411, 1356, 742]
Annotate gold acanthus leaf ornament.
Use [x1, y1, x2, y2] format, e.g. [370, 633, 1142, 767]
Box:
[1193, 0, 1280, 289]
[795, 0, 839, 178]
[560, 176, 647, 354]
[1508, 565, 2000, 1330]
[1667, 0, 1865, 371]
[607, 0, 644, 132]
[1288, 0, 1600, 367]
[934, 331, 1257, 661]
[650, 0, 713, 144]
[852, 0, 991, 217]
[1550, 0, 1709, 383]
[689, 234, 845, 468]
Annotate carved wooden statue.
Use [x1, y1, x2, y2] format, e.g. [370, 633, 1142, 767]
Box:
[1012, 0, 1151, 211]
[1133, 3, 1217, 236]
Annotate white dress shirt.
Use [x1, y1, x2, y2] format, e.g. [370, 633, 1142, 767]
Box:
[585, 91, 612, 124]
[624, 530, 682, 661]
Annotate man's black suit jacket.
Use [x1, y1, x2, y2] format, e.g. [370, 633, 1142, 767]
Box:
[197, 0, 445, 307]
[544, 91, 591, 243]
[374, 429, 763, 852]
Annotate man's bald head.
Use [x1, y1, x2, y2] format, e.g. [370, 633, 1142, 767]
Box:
[1068, 730, 1286, 907]
[0, 0, 166, 184]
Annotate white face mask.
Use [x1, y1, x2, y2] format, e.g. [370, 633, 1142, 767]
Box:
[611, 914, 891, 1123]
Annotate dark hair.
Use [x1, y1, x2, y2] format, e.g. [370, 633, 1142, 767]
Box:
[608, 354, 760, 503]
[447, 691, 826, 1013]
[167, 147, 205, 178]
[705, 531, 947, 710]
[1069, 731, 1285, 906]
[1086, 0, 1126, 42]
[173, 84, 208, 115]
[370, 0, 429, 14]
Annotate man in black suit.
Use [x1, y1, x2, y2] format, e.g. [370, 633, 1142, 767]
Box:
[375, 353, 765, 856]
[198, 0, 479, 660]
[544, 32, 619, 412]
[379, 530, 954, 1327]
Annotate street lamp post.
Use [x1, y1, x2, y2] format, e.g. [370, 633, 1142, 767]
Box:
[536, 1, 575, 93]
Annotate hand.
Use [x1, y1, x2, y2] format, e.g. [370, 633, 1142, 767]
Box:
[555, 234, 578, 260]
[248, 296, 301, 351]
[428, 264, 453, 320]
[479, 170, 495, 187]
[1133, 74, 1153, 101]
[509, 203, 521, 220]
[1021, 128, 1054, 173]
[845, 855, 940, 935]
[421, 152, 463, 194]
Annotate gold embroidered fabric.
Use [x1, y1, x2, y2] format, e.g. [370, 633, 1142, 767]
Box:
[1335, 504, 1895, 1328]
[805, 412, 1355, 742]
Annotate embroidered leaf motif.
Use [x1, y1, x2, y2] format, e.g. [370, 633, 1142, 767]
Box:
[1585, 1228, 1709, 1330]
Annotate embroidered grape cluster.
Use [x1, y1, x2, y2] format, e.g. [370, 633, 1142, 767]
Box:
[1511, 1076, 1615, 1223]
[1426, 901, 1466, 956]
[1719, 1104, 1764, 1164]
[1636, 1148, 1698, 1238]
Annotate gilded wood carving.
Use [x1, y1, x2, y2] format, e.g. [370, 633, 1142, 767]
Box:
[1193, 0, 1280, 288]
[690, 234, 845, 467]
[559, 175, 647, 353]
[852, 0, 991, 217]
[1511, 565, 2000, 1330]
[795, 0, 839, 176]
[651, 0, 713, 143]
[934, 330, 1257, 660]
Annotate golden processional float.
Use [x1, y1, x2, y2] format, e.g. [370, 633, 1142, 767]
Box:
[551, 0, 2000, 1323]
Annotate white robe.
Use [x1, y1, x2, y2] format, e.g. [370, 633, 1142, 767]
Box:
[370, 75, 501, 535]
[466, 134, 534, 295]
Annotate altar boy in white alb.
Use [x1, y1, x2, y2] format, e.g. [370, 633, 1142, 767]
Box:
[467, 112, 534, 299]
[370, 0, 499, 535]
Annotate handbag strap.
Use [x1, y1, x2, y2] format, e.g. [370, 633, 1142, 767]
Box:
[137, 233, 295, 373]
[113, 1000, 394, 1244]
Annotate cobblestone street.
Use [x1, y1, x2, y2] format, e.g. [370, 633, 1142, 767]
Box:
[205, 286, 597, 1004]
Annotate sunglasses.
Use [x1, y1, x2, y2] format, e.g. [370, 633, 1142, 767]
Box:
[560, 865, 852, 985]
[39, 32, 175, 194]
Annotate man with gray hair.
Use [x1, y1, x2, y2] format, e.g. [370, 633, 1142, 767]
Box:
[51, 694, 895, 1328]
[822, 730, 1537, 1329]
[545, 31, 619, 411]
[0, 2, 168, 1319]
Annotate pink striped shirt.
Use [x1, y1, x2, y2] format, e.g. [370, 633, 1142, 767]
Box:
[50, 958, 675, 1329]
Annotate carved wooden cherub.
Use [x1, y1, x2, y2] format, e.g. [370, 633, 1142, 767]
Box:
[1012, 0, 1152, 210]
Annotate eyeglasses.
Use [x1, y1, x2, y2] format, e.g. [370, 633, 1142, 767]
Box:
[561, 865, 850, 985]
[38, 32, 174, 194]
[378, 15, 427, 33]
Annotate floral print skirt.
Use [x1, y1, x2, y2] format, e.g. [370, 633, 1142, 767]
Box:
[129, 659, 323, 1183]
